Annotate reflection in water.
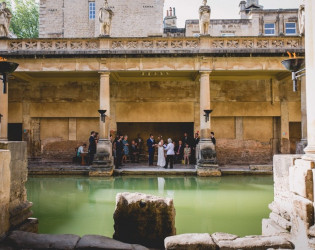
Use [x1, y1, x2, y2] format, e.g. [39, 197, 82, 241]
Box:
[26, 175, 273, 237]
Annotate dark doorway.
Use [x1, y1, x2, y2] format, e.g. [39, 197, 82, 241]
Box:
[289, 122, 301, 154]
[8, 123, 22, 141]
[117, 122, 194, 143]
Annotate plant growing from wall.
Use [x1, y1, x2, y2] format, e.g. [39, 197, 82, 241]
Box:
[6, 0, 39, 38]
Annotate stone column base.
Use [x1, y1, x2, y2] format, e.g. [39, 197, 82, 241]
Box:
[89, 139, 114, 177]
[195, 139, 220, 176]
[196, 165, 221, 177]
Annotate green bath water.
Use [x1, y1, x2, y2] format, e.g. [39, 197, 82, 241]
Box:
[26, 175, 273, 237]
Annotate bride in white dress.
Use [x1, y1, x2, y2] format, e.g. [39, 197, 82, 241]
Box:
[157, 139, 166, 167]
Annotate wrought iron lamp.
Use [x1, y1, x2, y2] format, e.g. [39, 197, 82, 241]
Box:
[204, 109, 212, 122]
[281, 58, 305, 92]
[98, 110, 107, 123]
[0, 60, 19, 94]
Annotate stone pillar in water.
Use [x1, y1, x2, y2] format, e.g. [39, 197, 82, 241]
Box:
[89, 71, 114, 176]
[196, 71, 220, 177]
[113, 192, 176, 248]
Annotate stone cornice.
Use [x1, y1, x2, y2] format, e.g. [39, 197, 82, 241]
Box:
[0, 36, 304, 58]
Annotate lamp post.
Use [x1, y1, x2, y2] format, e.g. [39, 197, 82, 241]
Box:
[0, 59, 19, 140]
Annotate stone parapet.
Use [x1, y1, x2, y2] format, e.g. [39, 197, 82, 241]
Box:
[0, 142, 38, 234]
[0, 36, 304, 57]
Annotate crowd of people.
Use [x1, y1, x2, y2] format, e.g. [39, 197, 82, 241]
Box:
[76, 130, 216, 169]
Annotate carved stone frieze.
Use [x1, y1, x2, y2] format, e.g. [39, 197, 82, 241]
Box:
[212, 40, 224, 48]
[171, 40, 183, 48]
[112, 41, 124, 49]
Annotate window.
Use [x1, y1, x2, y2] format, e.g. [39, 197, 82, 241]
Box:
[264, 23, 275, 35]
[89, 2, 95, 20]
[285, 22, 296, 35]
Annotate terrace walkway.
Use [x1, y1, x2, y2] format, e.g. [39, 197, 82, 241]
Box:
[28, 161, 273, 176]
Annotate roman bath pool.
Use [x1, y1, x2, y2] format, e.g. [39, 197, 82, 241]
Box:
[26, 175, 273, 237]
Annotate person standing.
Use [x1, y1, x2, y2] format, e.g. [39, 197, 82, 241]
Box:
[88, 131, 96, 165]
[211, 132, 216, 146]
[182, 132, 191, 147]
[174, 140, 184, 164]
[192, 132, 200, 164]
[164, 138, 175, 169]
[130, 140, 139, 163]
[147, 134, 156, 166]
[122, 135, 129, 163]
[184, 144, 191, 165]
[135, 134, 143, 156]
[157, 139, 166, 168]
[115, 135, 124, 169]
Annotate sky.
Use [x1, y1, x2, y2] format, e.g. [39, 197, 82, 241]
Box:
[164, 0, 301, 28]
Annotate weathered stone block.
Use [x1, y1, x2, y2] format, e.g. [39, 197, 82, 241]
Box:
[0, 150, 11, 239]
[292, 195, 314, 226]
[75, 235, 149, 250]
[217, 235, 294, 250]
[262, 219, 289, 237]
[8, 231, 80, 249]
[211, 232, 238, 244]
[249, 165, 273, 171]
[269, 212, 292, 231]
[113, 192, 176, 248]
[273, 155, 302, 194]
[289, 162, 313, 201]
[164, 233, 216, 250]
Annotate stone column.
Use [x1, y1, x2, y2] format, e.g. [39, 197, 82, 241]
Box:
[304, 0, 315, 157]
[99, 72, 110, 139]
[199, 71, 211, 139]
[89, 71, 114, 177]
[196, 71, 219, 176]
[296, 76, 308, 154]
[280, 101, 290, 154]
[0, 80, 8, 140]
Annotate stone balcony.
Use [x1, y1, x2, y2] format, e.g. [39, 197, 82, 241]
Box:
[0, 36, 304, 57]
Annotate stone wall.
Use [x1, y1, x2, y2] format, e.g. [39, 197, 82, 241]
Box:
[39, 0, 164, 38]
[262, 155, 315, 249]
[0, 150, 11, 240]
[0, 142, 38, 233]
[7, 68, 301, 164]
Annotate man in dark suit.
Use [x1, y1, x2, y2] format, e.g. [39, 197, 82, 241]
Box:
[88, 131, 96, 165]
[147, 134, 156, 166]
[115, 135, 124, 169]
[182, 132, 191, 147]
[174, 140, 184, 164]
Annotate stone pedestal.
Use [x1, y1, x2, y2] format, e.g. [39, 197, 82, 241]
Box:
[89, 139, 114, 177]
[196, 139, 220, 177]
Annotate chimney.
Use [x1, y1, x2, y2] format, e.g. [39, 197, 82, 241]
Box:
[164, 7, 177, 28]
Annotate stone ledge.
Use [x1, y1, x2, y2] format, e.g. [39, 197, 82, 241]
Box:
[165, 233, 216, 250]
[7, 231, 81, 249]
[76, 235, 149, 250]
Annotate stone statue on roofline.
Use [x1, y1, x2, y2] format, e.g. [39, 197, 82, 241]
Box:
[99, 0, 114, 37]
[199, 0, 211, 35]
[298, 3, 305, 36]
[0, 1, 12, 37]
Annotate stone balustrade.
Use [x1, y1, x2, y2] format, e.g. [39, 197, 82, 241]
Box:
[0, 36, 304, 55]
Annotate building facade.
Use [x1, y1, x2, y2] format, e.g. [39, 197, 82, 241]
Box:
[0, 0, 305, 165]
